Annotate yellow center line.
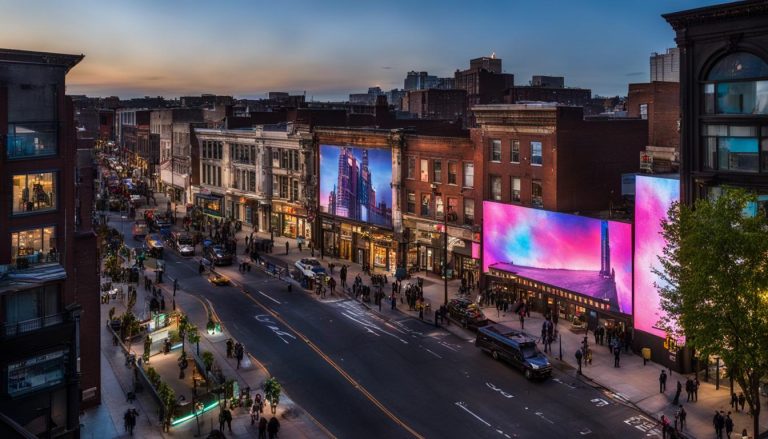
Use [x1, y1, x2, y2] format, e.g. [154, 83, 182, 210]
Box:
[241, 289, 425, 439]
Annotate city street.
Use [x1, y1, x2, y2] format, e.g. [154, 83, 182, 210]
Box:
[113, 216, 662, 439]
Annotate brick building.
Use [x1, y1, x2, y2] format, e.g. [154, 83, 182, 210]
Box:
[627, 81, 680, 173]
[471, 104, 648, 215]
[0, 48, 99, 437]
[401, 133, 481, 285]
[402, 89, 467, 121]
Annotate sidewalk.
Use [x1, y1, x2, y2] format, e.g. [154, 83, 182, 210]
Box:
[241, 226, 768, 439]
[81, 205, 331, 439]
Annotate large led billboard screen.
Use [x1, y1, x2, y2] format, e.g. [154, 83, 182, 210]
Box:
[319, 145, 393, 228]
[634, 175, 680, 339]
[483, 201, 633, 315]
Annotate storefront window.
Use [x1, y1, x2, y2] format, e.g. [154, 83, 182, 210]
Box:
[373, 245, 388, 268]
[12, 172, 57, 214]
[195, 196, 222, 217]
[7, 349, 67, 397]
[11, 226, 56, 267]
[282, 215, 297, 238]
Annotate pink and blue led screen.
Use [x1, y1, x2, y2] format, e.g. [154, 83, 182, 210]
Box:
[634, 175, 680, 339]
[319, 145, 393, 228]
[483, 201, 633, 315]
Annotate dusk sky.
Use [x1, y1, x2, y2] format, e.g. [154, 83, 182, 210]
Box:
[2, 0, 730, 100]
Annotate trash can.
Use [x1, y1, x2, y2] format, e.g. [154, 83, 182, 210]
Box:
[642, 347, 651, 365]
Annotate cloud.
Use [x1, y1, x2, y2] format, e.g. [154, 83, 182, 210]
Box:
[625, 72, 645, 77]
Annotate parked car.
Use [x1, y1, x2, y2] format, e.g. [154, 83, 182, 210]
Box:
[171, 231, 195, 256]
[476, 323, 552, 380]
[204, 245, 233, 266]
[132, 220, 148, 240]
[446, 298, 488, 330]
[294, 258, 325, 278]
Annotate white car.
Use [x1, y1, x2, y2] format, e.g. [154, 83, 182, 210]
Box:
[294, 258, 325, 278]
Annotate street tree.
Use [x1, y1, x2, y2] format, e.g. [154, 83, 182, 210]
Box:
[656, 188, 768, 437]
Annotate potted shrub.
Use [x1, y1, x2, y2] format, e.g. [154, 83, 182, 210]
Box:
[263, 377, 281, 414]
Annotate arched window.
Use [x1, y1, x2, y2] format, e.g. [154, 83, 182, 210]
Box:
[702, 52, 768, 115]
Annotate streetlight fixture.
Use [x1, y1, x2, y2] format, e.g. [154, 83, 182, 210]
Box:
[431, 183, 452, 306]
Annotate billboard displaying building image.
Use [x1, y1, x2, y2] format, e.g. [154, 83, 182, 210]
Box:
[483, 201, 633, 315]
[319, 145, 393, 228]
[634, 175, 681, 339]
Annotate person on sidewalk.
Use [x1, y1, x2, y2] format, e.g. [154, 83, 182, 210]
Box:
[235, 342, 244, 369]
[685, 377, 694, 402]
[672, 380, 682, 405]
[738, 392, 746, 412]
[258, 417, 267, 439]
[714, 410, 725, 439]
[223, 407, 233, 432]
[250, 400, 259, 425]
[731, 391, 738, 410]
[693, 377, 699, 401]
[660, 370, 668, 393]
[660, 414, 670, 439]
[391, 294, 397, 310]
[678, 405, 686, 431]
[613, 344, 621, 368]
[725, 411, 734, 438]
[219, 409, 226, 432]
[267, 416, 280, 439]
[285, 241, 289, 255]
[329, 277, 336, 295]
[226, 338, 234, 358]
[575, 348, 583, 374]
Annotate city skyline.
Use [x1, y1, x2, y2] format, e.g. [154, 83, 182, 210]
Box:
[1, 0, 729, 100]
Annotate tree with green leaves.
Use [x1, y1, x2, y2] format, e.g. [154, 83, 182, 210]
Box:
[656, 188, 768, 438]
[178, 314, 190, 356]
[263, 377, 281, 414]
[187, 324, 200, 356]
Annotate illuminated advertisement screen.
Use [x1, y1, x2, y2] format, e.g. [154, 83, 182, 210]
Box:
[634, 175, 680, 339]
[483, 201, 633, 315]
[319, 145, 393, 228]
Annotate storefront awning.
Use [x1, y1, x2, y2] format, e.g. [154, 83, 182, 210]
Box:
[195, 193, 222, 201]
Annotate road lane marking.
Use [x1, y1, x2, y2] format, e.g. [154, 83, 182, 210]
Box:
[552, 378, 577, 389]
[590, 398, 609, 407]
[255, 314, 297, 344]
[485, 382, 514, 398]
[424, 348, 442, 359]
[623, 415, 661, 436]
[454, 402, 491, 427]
[340, 312, 408, 344]
[243, 292, 424, 438]
[257, 290, 281, 305]
[534, 412, 555, 424]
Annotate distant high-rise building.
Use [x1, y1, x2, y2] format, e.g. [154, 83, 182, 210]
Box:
[454, 54, 514, 121]
[650, 48, 680, 82]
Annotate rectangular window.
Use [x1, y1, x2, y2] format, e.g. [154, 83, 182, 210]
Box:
[420, 159, 429, 182]
[7, 349, 67, 396]
[639, 104, 648, 120]
[249, 171, 257, 192]
[463, 162, 474, 188]
[490, 175, 502, 201]
[273, 175, 280, 197]
[272, 150, 280, 168]
[716, 81, 768, 115]
[421, 194, 431, 216]
[490, 139, 502, 162]
[406, 191, 416, 214]
[532, 180, 543, 208]
[281, 150, 289, 169]
[4, 285, 60, 327]
[12, 172, 57, 214]
[510, 140, 520, 163]
[11, 226, 57, 268]
[407, 156, 416, 179]
[447, 197, 459, 216]
[292, 179, 299, 201]
[702, 124, 760, 173]
[6, 83, 58, 159]
[436, 196, 444, 216]
[463, 198, 475, 225]
[531, 141, 543, 166]
[447, 161, 457, 185]
[511, 177, 521, 202]
[280, 176, 289, 199]
[433, 160, 442, 183]
[217, 166, 222, 186]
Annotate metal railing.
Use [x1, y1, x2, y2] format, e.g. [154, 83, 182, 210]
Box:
[2, 313, 66, 338]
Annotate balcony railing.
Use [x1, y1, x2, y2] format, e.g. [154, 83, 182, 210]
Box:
[12, 251, 61, 270]
[1, 313, 66, 338]
[6, 121, 58, 158]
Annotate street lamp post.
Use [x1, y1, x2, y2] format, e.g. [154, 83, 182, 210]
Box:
[431, 184, 449, 306]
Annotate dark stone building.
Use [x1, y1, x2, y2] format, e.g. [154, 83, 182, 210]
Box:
[0, 48, 99, 437]
[664, 0, 768, 205]
[402, 89, 467, 121]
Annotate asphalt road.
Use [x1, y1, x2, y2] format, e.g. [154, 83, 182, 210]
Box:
[114, 217, 662, 439]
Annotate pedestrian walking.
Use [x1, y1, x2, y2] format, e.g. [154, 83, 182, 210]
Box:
[731, 392, 738, 410]
[714, 410, 725, 439]
[738, 392, 746, 412]
[660, 370, 668, 392]
[725, 412, 734, 438]
[226, 338, 234, 358]
[660, 414, 670, 439]
[678, 405, 686, 431]
[685, 377, 693, 401]
[250, 401, 259, 425]
[258, 417, 267, 439]
[123, 409, 132, 434]
[285, 241, 289, 255]
[673, 380, 682, 405]
[575, 348, 583, 374]
[224, 407, 233, 432]
[219, 410, 226, 432]
[267, 416, 280, 439]
[235, 342, 244, 369]
[613, 344, 621, 367]
[391, 294, 397, 310]
[693, 377, 699, 401]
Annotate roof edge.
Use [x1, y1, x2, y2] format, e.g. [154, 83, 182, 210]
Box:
[0, 48, 84, 72]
